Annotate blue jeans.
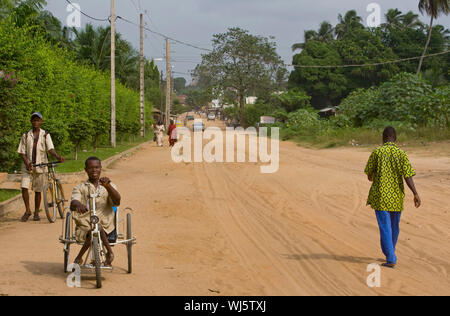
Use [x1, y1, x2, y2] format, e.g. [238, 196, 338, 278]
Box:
[375, 211, 402, 265]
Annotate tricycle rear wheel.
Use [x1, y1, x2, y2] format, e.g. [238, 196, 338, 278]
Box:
[127, 213, 132, 274]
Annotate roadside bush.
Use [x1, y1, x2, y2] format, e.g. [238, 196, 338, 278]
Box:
[286, 107, 322, 131]
[338, 73, 448, 128]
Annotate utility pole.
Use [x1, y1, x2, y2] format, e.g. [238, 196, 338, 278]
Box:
[139, 13, 145, 137]
[160, 70, 164, 114]
[165, 39, 171, 128]
[110, 0, 116, 147]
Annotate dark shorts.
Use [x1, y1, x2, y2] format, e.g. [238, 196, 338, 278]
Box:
[107, 229, 117, 243]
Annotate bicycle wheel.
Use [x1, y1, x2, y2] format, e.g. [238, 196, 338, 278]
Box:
[56, 180, 65, 219]
[126, 213, 132, 274]
[43, 183, 57, 223]
[92, 236, 102, 289]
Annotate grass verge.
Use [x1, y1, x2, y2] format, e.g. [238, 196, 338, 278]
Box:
[0, 189, 21, 202]
[56, 133, 153, 173]
[282, 127, 450, 149]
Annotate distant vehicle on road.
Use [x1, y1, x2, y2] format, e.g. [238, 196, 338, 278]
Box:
[186, 115, 195, 121]
[193, 120, 205, 132]
[207, 113, 216, 121]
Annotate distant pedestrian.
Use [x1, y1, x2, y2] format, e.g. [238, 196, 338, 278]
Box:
[154, 120, 165, 147]
[365, 126, 421, 268]
[168, 119, 177, 147]
[17, 112, 65, 222]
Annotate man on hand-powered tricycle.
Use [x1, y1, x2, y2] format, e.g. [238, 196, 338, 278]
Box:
[71, 157, 120, 267]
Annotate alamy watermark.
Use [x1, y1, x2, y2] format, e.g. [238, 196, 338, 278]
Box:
[66, 263, 81, 288]
[66, 2, 81, 28]
[171, 127, 280, 174]
[366, 263, 381, 288]
[366, 3, 382, 28]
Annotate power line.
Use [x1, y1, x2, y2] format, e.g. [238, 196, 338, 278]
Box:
[65, 0, 109, 22]
[288, 51, 450, 68]
[116, 16, 212, 52]
[173, 71, 192, 76]
[129, 0, 140, 15]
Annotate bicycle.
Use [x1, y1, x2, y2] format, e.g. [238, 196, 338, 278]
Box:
[33, 162, 66, 223]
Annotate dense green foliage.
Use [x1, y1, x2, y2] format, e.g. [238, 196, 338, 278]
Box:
[279, 73, 449, 146]
[0, 19, 152, 172]
[289, 8, 449, 108]
[338, 73, 448, 127]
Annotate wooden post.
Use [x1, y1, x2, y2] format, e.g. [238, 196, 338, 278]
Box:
[165, 39, 171, 128]
[140, 13, 145, 137]
[110, 0, 116, 147]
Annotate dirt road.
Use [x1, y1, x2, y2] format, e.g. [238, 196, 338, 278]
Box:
[1, 120, 449, 296]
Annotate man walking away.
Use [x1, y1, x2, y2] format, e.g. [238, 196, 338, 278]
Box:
[365, 126, 421, 268]
[18, 112, 65, 222]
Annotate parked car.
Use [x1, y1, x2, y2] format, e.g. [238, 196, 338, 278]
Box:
[207, 113, 216, 121]
[193, 120, 205, 132]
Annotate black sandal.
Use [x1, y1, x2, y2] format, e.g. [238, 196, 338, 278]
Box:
[21, 212, 32, 222]
[33, 212, 40, 221]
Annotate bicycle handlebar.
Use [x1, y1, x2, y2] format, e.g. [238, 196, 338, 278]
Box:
[32, 162, 61, 168]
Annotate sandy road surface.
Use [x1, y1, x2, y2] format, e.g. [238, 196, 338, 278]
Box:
[1, 119, 449, 296]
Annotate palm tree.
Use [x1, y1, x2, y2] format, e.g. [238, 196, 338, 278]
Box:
[115, 38, 139, 88]
[73, 24, 111, 70]
[417, 0, 450, 74]
[317, 21, 334, 42]
[335, 10, 364, 39]
[401, 11, 424, 30]
[9, 0, 46, 26]
[292, 30, 317, 51]
[0, 0, 17, 20]
[292, 22, 334, 51]
[382, 8, 403, 30]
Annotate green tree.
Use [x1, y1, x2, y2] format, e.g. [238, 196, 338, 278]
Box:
[292, 21, 334, 52]
[335, 10, 364, 40]
[289, 41, 347, 107]
[68, 117, 93, 160]
[185, 87, 211, 111]
[336, 27, 399, 90]
[73, 24, 111, 71]
[194, 27, 286, 126]
[417, 0, 450, 74]
[401, 11, 424, 30]
[274, 89, 311, 112]
[173, 77, 186, 94]
[382, 9, 403, 30]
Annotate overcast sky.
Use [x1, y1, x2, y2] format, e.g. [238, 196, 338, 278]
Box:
[46, 0, 449, 82]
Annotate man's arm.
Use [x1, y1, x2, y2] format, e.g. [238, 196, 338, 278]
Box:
[70, 200, 88, 213]
[48, 149, 65, 163]
[365, 151, 377, 182]
[20, 153, 32, 171]
[405, 177, 421, 208]
[45, 134, 64, 162]
[100, 178, 121, 206]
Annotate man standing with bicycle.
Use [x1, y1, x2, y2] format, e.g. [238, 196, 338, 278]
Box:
[17, 112, 65, 222]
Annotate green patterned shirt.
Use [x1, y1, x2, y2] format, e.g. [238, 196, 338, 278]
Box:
[365, 142, 416, 212]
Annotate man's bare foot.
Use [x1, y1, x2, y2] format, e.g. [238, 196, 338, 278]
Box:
[105, 252, 114, 267]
